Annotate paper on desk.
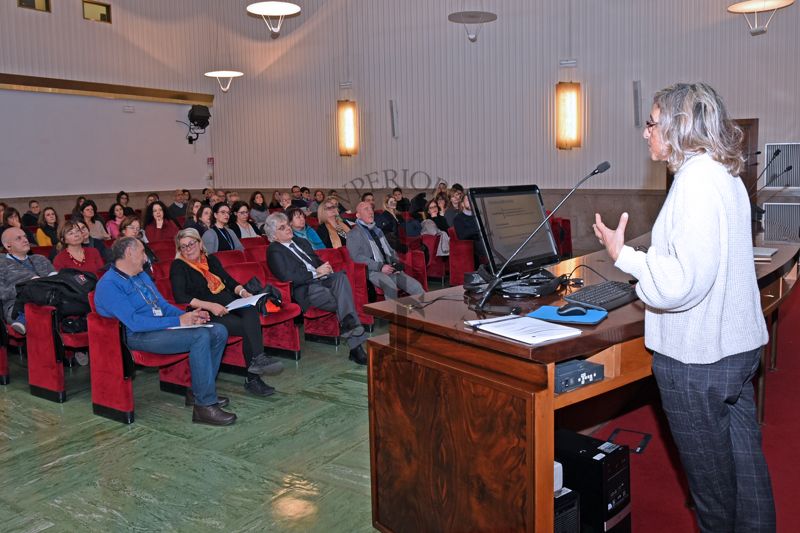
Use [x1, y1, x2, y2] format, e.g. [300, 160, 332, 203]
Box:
[225, 293, 267, 311]
[470, 316, 581, 346]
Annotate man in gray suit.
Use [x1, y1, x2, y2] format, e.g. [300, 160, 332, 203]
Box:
[347, 202, 424, 300]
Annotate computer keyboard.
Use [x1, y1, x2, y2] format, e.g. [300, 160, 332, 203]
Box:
[563, 281, 638, 311]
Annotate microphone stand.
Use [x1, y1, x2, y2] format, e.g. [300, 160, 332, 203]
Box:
[747, 149, 781, 198]
[475, 161, 611, 312]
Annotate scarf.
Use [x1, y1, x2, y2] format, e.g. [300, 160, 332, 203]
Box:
[356, 220, 395, 263]
[179, 254, 225, 294]
[325, 221, 344, 248]
[293, 226, 326, 250]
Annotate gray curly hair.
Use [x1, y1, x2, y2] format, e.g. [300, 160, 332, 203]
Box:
[264, 212, 288, 241]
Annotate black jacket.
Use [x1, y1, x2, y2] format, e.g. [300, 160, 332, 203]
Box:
[267, 238, 322, 310]
[169, 254, 238, 306]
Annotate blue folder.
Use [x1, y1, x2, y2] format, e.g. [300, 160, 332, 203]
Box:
[527, 305, 608, 325]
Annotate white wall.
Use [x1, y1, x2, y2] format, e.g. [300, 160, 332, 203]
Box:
[0, 90, 211, 196]
[0, 0, 798, 196]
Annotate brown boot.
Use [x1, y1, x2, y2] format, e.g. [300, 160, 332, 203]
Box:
[192, 404, 237, 426]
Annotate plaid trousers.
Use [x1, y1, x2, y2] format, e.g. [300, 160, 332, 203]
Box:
[652, 348, 776, 533]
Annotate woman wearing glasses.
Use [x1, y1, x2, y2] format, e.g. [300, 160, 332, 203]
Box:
[201, 203, 244, 254]
[118, 216, 157, 272]
[170, 228, 282, 396]
[229, 201, 264, 240]
[315, 198, 352, 249]
[594, 83, 774, 532]
[53, 221, 105, 273]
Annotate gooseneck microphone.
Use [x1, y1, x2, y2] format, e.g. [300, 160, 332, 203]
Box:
[475, 161, 611, 312]
[755, 165, 794, 194]
[748, 148, 781, 198]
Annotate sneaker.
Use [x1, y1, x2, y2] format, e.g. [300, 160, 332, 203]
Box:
[10, 321, 26, 335]
[73, 351, 89, 366]
[244, 377, 276, 397]
[247, 353, 284, 376]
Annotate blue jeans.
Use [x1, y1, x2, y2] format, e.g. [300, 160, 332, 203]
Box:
[126, 323, 228, 407]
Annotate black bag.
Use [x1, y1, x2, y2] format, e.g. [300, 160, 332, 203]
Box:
[241, 276, 282, 315]
[14, 269, 97, 320]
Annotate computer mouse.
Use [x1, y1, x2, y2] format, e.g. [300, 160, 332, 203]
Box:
[557, 303, 588, 316]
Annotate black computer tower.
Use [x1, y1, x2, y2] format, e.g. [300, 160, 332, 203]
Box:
[555, 429, 631, 533]
[555, 487, 580, 533]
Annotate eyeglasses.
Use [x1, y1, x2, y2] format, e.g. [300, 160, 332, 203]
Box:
[325, 205, 337, 210]
[179, 240, 199, 251]
[237, 210, 249, 215]
[126, 226, 141, 233]
[276, 224, 290, 231]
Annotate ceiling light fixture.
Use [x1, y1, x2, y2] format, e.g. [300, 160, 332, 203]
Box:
[727, 0, 794, 35]
[447, 11, 497, 42]
[203, 70, 244, 93]
[246, 1, 301, 36]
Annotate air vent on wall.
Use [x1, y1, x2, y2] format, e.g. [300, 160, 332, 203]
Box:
[763, 202, 800, 243]
[762, 143, 800, 189]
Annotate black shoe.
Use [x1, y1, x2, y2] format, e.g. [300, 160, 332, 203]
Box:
[349, 344, 368, 365]
[247, 353, 284, 376]
[185, 390, 229, 408]
[340, 315, 365, 339]
[192, 405, 237, 426]
[244, 377, 276, 397]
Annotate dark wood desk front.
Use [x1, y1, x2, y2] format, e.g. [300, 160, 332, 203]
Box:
[365, 239, 798, 533]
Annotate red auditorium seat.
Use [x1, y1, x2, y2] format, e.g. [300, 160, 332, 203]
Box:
[24, 303, 89, 403]
[240, 237, 267, 249]
[152, 260, 174, 280]
[147, 240, 178, 263]
[213, 249, 246, 268]
[244, 246, 268, 264]
[420, 233, 447, 285]
[447, 227, 475, 287]
[30, 245, 53, 258]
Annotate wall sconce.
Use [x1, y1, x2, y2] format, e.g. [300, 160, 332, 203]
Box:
[556, 82, 582, 150]
[337, 100, 359, 156]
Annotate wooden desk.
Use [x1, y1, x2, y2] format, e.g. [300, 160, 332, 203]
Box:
[365, 238, 798, 533]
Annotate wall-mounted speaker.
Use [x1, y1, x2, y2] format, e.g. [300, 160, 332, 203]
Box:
[189, 105, 211, 129]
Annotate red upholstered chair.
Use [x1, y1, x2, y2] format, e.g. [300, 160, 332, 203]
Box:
[318, 247, 373, 331]
[244, 246, 268, 264]
[224, 262, 302, 361]
[30, 245, 53, 258]
[147, 240, 177, 263]
[447, 227, 475, 287]
[155, 278, 176, 304]
[213, 249, 246, 268]
[152, 259, 173, 280]
[240, 237, 267, 249]
[420, 234, 447, 285]
[306, 217, 319, 229]
[368, 249, 429, 302]
[175, 215, 186, 227]
[24, 303, 89, 403]
[88, 311, 191, 424]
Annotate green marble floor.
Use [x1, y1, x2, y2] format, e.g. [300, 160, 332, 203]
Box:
[0, 324, 384, 533]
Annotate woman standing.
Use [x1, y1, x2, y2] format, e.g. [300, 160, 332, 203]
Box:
[170, 228, 283, 396]
[53, 221, 105, 273]
[316, 198, 351, 249]
[593, 83, 774, 532]
[202, 203, 243, 253]
[35, 207, 59, 247]
[143, 201, 179, 243]
[105, 203, 127, 239]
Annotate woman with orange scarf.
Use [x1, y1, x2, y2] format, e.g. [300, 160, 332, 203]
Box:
[169, 228, 283, 397]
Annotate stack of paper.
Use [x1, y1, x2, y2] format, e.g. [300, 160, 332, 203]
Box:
[465, 315, 581, 346]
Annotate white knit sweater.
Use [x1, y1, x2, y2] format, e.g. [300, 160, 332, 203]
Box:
[614, 153, 768, 364]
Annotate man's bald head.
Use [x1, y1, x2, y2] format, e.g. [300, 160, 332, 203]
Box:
[355, 201, 374, 224]
[2, 227, 30, 257]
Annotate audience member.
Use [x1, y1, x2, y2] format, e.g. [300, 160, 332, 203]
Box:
[375, 195, 401, 250]
[435, 182, 449, 198]
[226, 191, 240, 204]
[21, 200, 41, 227]
[214, 190, 227, 206]
[35, 207, 59, 247]
[279, 192, 292, 211]
[184, 199, 204, 229]
[0, 202, 6, 223]
[94, 237, 235, 426]
[1, 207, 36, 245]
[52, 221, 105, 273]
[361, 192, 375, 206]
[105, 203, 127, 239]
[76, 220, 113, 262]
[70, 196, 87, 222]
[454, 194, 487, 264]
[185, 205, 213, 236]
[229, 201, 263, 240]
[316, 198, 351, 248]
[308, 189, 325, 213]
[249, 191, 268, 227]
[79, 200, 111, 240]
[435, 194, 448, 216]
[202, 187, 216, 205]
[0, 227, 56, 334]
[145, 193, 159, 206]
[268, 190, 282, 209]
[202, 203, 243, 253]
[286, 207, 324, 250]
[348, 202, 424, 300]
[116, 191, 136, 216]
[300, 187, 311, 205]
[143, 201, 180, 243]
[265, 212, 368, 365]
[167, 189, 187, 220]
[290, 185, 306, 208]
[119, 216, 157, 271]
[444, 189, 463, 227]
[425, 199, 449, 231]
[392, 187, 411, 212]
[451, 183, 465, 193]
[170, 228, 283, 396]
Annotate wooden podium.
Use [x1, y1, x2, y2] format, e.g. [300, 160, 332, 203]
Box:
[364, 239, 798, 533]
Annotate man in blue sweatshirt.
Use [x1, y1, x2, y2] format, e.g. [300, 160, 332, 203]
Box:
[94, 237, 235, 426]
